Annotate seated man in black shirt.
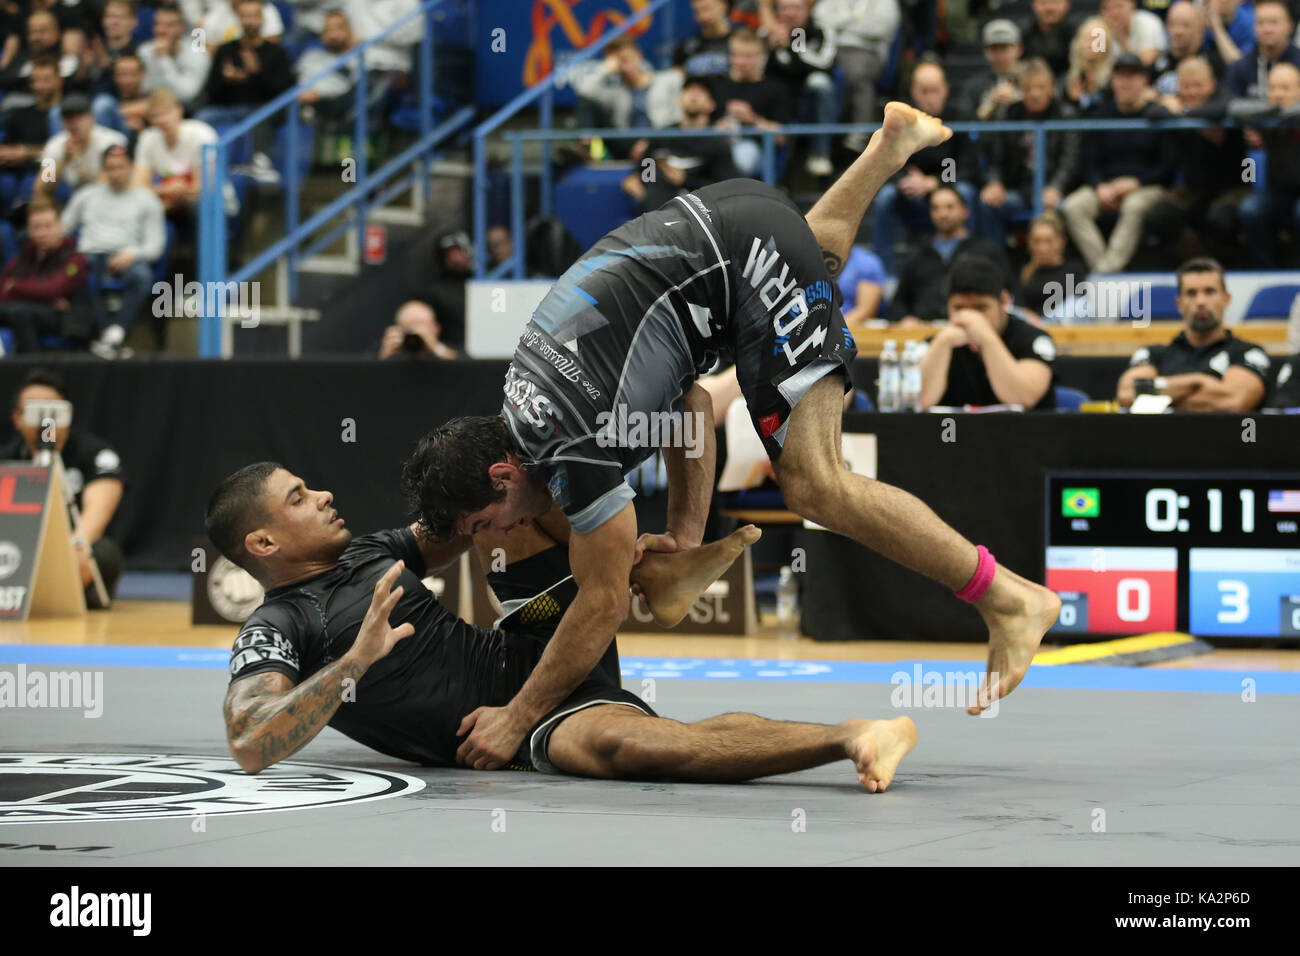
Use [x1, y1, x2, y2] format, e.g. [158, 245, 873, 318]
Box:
[215, 462, 916, 789]
[0, 368, 125, 605]
[198, 0, 292, 125]
[708, 27, 790, 176]
[888, 185, 1010, 324]
[979, 58, 1080, 247]
[1059, 54, 1179, 273]
[623, 78, 739, 212]
[918, 255, 1058, 410]
[1116, 257, 1271, 411]
[0, 56, 62, 180]
[672, 0, 733, 79]
[1018, 0, 1083, 78]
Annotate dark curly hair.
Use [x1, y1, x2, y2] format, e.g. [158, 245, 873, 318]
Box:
[402, 416, 514, 541]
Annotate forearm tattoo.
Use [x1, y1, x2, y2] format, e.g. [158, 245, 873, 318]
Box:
[224, 658, 365, 771]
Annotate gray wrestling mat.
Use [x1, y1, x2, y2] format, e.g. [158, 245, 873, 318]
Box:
[4, 664, 1299, 866]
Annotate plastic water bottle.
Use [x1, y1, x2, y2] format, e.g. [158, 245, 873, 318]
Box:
[776, 566, 799, 639]
[901, 340, 923, 412]
[878, 340, 901, 412]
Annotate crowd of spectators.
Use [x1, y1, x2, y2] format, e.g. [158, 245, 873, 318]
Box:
[0, 0, 433, 356]
[572, 0, 1300, 306]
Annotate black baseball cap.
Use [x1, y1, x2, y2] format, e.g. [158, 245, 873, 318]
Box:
[60, 94, 92, 116]
[1112, 53, 1150, 76]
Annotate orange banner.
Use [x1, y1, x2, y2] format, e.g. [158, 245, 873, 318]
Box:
[523, 0, 652, 86]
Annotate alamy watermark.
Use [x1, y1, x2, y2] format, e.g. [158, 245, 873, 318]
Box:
[0, 665, 103, 718]
[151, 275, 261, 328]
[890, 664, 1000, 717]
[1041, 276, 1153, 326]
[595, 405, 708, 459]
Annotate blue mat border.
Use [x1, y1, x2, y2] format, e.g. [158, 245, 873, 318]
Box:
[0, 645, 1297, 694]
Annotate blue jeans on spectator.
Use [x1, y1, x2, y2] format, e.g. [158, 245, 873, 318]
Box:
[1238, 186, 1300, 268]
[872, 180, 978, 273]
[978, 188, 1032, 246]
[92, 93, 126, 135]
[87, 254, 153, 333]
[801, 71, 838, 158]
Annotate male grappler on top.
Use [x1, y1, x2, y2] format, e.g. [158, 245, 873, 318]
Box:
[405, 104, 1062, 771]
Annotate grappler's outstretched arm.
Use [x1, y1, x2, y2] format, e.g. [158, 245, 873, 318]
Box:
[456, 503, 637, 770]
[223, 562, 415, 774]
[656, 383, 715, 550]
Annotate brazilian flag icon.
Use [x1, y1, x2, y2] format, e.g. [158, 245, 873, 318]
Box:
[1062, 488, 1100, 517]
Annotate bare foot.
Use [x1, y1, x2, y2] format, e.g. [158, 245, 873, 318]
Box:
[967, 567, 1061, 715]
[844, 716, 917, 793]
[868, 101, 953, 167]
[634, 525, 762, 627]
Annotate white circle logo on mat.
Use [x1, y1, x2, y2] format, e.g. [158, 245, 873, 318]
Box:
[0, 753, 425, 824]
[0, 542, 21, 580]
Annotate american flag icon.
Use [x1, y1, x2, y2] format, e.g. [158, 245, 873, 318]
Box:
[1267, 490, 1300, 513]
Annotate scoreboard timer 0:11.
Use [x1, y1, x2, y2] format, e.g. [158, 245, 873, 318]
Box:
[1046, 474, 1300, 638]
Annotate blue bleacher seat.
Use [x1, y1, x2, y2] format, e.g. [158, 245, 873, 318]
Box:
[1144, 284, 1180, 320]
[0, 327, 14, 356]
[133, 7, 154, 46]
[0, 220, 16, 264]
[1054, 386, 1090, 411]
[555, 165, 638, 250]
[272, 119, 315, 182]
[1242, 284, 1300, 321]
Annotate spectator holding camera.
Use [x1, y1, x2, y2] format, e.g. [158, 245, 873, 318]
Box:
[378, 301, 457, 360]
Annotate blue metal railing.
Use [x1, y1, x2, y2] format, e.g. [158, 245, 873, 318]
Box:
[500, 115, 1270, 279]
[471, 0, 676, 281]
[197, 0, 474, 357]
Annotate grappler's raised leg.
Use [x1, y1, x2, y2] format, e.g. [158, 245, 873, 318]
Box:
[547, 704, 917, 793]
[772, 374, 1060, 715]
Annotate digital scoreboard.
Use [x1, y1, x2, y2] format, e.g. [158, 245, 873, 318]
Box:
[1045, 474, 1300, 639]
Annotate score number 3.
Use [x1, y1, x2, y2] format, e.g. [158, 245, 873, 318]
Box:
[1217, 579, 1250, 623]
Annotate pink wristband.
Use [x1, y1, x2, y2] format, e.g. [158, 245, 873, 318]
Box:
[955, 545, 996, 604]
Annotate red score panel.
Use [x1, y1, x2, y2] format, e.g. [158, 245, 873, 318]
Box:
[1046, 547, 1178, 634]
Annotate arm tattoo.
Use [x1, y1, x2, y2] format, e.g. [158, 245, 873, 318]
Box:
[822, 248, 844, 279]
[224, 657, 367, 772]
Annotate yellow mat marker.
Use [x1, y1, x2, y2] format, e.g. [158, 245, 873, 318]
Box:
[1033, 632, 1200, 666]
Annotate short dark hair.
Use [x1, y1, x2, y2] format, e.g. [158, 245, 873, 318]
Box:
[401, 416, 513, 541]
[682, 76, 713, 96]
[30, 54, 60, 73]
[1176, 256, 1226, 294]
[947, 255, 1007, 299]
[928, 184, 966, 207]
[12, 367, 66, 410]
[206, 462, 282, 573]
[730, 27, 762, 46]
